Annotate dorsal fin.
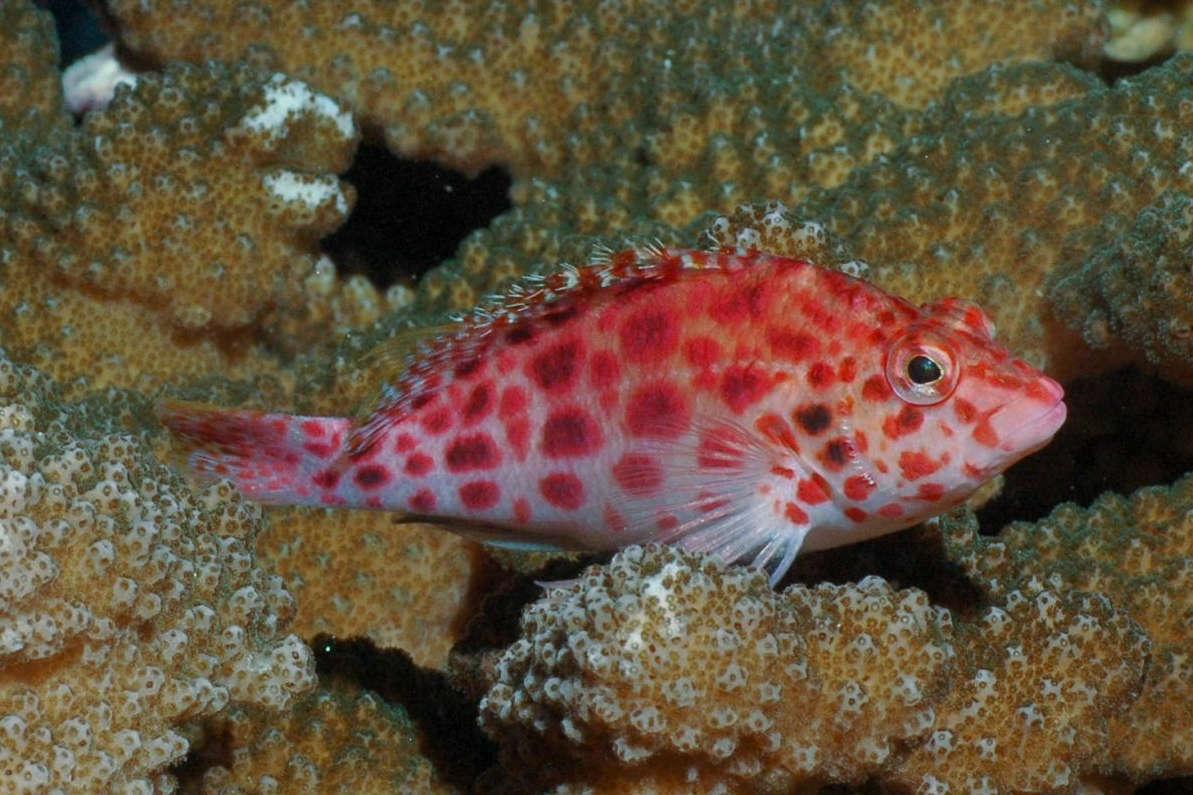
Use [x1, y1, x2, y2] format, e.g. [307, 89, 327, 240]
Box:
[346, 245, 761, 455]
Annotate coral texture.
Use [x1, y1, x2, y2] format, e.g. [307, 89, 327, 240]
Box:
[480, 544, 1147, 792]
[0, 349, 315, 793]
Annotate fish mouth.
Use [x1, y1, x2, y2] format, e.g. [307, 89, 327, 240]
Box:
[997, 397, 1067, 455]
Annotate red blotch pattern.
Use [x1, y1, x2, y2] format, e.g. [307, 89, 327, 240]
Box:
[421, 408, 452, 434]
[793, 403, 832, 435]
[917, 482, 946, 501]
[720, 365, 770, 413]
[528, 339, 583, 393]
[514, 497, 532, 522]
[767, 327, 820, 362]
[755, 413, 799, 452]
[845, 507, 867, 523]
[353, 465, 391, 490]
[312, 469, 340, 489]
[612, 453, 663, 496]
[459, 480, 500, 511]
[843, 474, 876, 501]
[405, 453, 433, 477]
[303, 440, 335, 458]
[862, 375, 893, 402]
[882, 406, 924, 439]
[818, 437, 854, 471]
[684, 336, 721, 368]
[785, 502, 809, 524]
[797, 476, 831, 504]
[506, 418, 530, 460]
[300, 419, 324, 437]
[462, 381, 494, 424]
[899, 450, 942, 481]
[446, 433, 501, 471]
[621, 307, 678, 362]
[807, 362, 835, 389]
[953, 397, 977, 424]
[589, 350, 620, 390]
[709, 283, 764, 323]
[409, 489, 436, 513]
[542, 407, 602, 457]
[878, 502, 904, 518]
[499, 386, 527, 420]
[540, 472, 585, 510]
[973, 418, 999, 448]
[394, 433, 417, 452]
[626, 382, 689, 438]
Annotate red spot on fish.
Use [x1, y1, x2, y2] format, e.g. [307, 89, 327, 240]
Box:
[838, 356, 857, 383]
[900, 451, 942, 481]
[657, 514, 679, 532]
[446, 433, 501, 471]
[604, 505, 626, 533]
[755, 413, 799, 452]
[303, 441, 335, 458]
[612, 453, 663, 496]
[353, 465, 390, 490]
[767, 327, 820, 362]
[698, 429, 745, 469]
[312, 469, 339, 489]
[721, 366, 770, 413]
[798, 476, 832, 504]
[621, 307, 678, 362]
[409, 489, 436, 513]
[684, 336, 721, 368]
[506, 418, 530, 460]
[862, 375, 893, 402]
[410, 392, 435, 411]
[394, 434, 417, 453]
[590, 350, 620, 390]
[499, 386, 527, 420]
[917, 482, 946, 501]
[422, 408, 452, 434]
[710, 283, 764, 323]
[807, 362, 835, 389]
[785, 502, 809, 524]
[818, 437, 854, 471]
[459, 480, 500, 511]
[878, 502, 904, 517]
[514, 497, 532, 522]
[542, 407, 602, 457]
[845, 507, 867, 523]
[301, 419, 324, 437]
[794, 403, 832, 435]
[454, 356, 482, 379]
[462, 382, 494, 423]
[883, 406, 924, 439]
[540, 472, 585, 510]
[973, 418, 999, 448]
[843, 475, 876, 501]
[626, 382, 689, 438]
[405, 453, 433, 477]
[529, 339, 583, 393]
[505, 326, 535, 345]
[543, 304, 580, 326]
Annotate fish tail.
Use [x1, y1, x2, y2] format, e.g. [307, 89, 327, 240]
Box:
[156, 400, 351, 505]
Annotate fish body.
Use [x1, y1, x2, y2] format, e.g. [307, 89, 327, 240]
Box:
[160, 247, 1066, 583]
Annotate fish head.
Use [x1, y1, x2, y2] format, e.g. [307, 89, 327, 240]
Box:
[872, 296, 1067, 500]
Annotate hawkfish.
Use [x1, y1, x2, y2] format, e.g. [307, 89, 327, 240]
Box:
[159, 246, 1066, 585]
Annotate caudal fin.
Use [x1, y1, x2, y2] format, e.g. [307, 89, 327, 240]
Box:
[156, 400, 351, 505]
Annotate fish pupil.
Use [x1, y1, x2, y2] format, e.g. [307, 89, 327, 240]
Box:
[907, 355, 943, 385]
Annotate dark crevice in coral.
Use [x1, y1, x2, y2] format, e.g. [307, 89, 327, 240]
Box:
[312, 634, 496, 790]
[1138, 776, 1193, 794]
[35, 0, 107, 65]
[1095, 51, 1177, 86]
[322, 143, 512, 291]
[977, 366, 1193, 533]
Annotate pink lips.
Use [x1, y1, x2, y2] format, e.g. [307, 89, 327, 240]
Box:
[997, 374, 1067, 454]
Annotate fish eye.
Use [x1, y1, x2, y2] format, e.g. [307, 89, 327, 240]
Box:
[907, 355, 943, 385]
[885, 330, 959, 406]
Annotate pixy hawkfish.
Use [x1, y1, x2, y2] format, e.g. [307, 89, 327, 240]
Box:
[160, 246, 1066, 584]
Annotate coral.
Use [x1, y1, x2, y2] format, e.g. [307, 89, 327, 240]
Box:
[190, 680, 455, 793]
[0, 0, 68, 134]
[257, 510, 480, 670]
[1048, 190, 1193, 384]
[0, 348, 315, 792]
[942, 473, 1193, 779]
[480, 544, 1149, 792]
[480, 544, 957, 791]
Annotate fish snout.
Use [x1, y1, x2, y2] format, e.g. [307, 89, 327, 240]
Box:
[990, 374, 1067, 454]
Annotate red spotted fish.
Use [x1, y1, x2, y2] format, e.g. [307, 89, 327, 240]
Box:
[159, 246, 1066, 584]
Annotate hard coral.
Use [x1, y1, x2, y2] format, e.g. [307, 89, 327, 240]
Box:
[191, 680, 455, 793]
[480, 544, 1149, 793]
[480, 544, 956, 792]
[943, 473, 1193, 780]
[0, 349, 315, 792]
